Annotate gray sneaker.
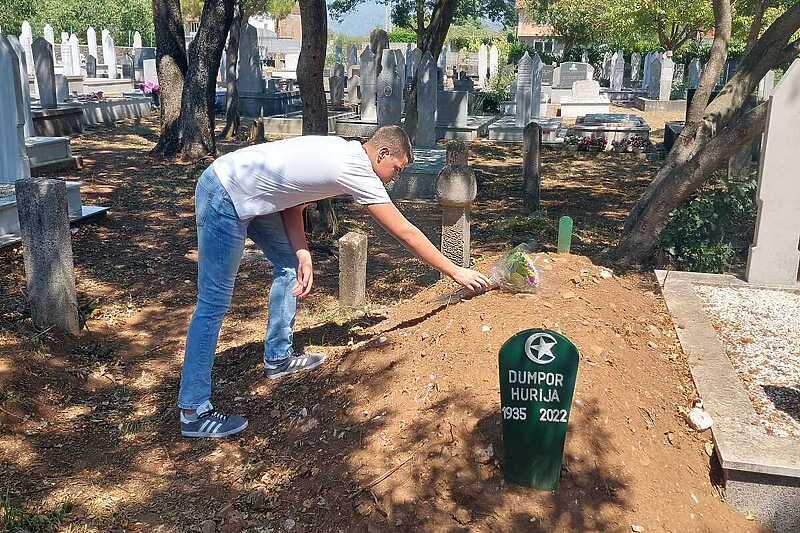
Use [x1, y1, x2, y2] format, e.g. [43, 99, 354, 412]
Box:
[264, 352, 326, 379]
[180, 401, 248, 438]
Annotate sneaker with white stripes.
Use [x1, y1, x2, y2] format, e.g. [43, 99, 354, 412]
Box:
[180, 401, 248, 438]
[264, 352, 326, 380]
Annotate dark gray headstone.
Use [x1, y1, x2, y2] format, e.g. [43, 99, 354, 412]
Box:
[33, 38, 57, 109]
[121, 54, 134, 80]
[359, 47, 377, 121]
[369, 28, 389, 76]
[557, 62, 588, 90]
[541, 65, 554, 86]
[416, 51, 437, 148]
[86, 55, 97, 77]
[515, 53, 533, 127]
[376, 49, 401, 126]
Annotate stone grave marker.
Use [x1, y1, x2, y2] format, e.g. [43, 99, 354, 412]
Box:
[602, 52, 612, 80]
[416, 51, 437, 148]
[376, 50, 401, 126]
[658, 55, 675, 101]
[556, 62, 588, 89]
[498, 329, 579, 489]
[69, 33, 80, 75]
[393, 49, 405, 107]
[143, 58, 157, 85]
[523, 122, 541, 211]
[647, 56, 661, 99]
[489, 44, 499, 79]
[329, 62, 345, 107]
[43, 24, 55, 46]
[746, 58, 800, 286]
[610, 52, 624, 91]
[33, 38, 57, 109]
[673, 63, 685, 86]
[0, 36, 31, 183]
[238, 23, 264, 93]
[334, 44, 343, 65]
[515, 52, 533, 127]
[557, 216, 573, 253]
[347, 44, 358, 67]
[87, 27, 97, 62]
[369, 28, 388, 76]
[435, 141, 476, 268]
[360, 48, 377, 121]
[631, 52, 641, 82]
[102, 30, 117, 79]
[530, 53, 543, 118]
[86, 55, 97, 78]
[121, 53, 135, 80]
[20, 21, 34, 76]
[60, 34, 73, 76]
[7, 37, 34, 138]
[541, 64, 554, 86]
[347, 70, 360, 106]
[478, 43, 488, 87]
[133, 31, 142, 50]
[688, 59, 701, 89]
[55, 74, 69, 103]
[15, 178, 80, 336]
[338, 232, 367, 307]
[571, 79, 601, 100]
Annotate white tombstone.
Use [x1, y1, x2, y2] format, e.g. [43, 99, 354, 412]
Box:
[0, 36, 32, 184]
[642, 52, 653, 90]
[489, 44, 498, 79]
[20, 21, 34, 76]
[687, 58, 701, 89]
[60, 33, 72, 76]
[758, 70, 775, 100]
[7, 37, 34, 138]
[133, 31, 142, 49]
[478, 43, 488, 88]
[69, 33, 80, 75]
[43, 24, 55, 46]
[143, 58, 158, 85]
[658, 54, 674, 101]
[559, 79, 610, 118]
[87, 27, 98, 62]
[746, 59, 800, 286]
[102, 30, 117, 79]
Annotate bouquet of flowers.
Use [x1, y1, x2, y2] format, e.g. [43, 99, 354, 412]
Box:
[139, 81, 160, 95]
[431, 244, 541, 304]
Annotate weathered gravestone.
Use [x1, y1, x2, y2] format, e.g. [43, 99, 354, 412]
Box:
[415, 51, 437, 148]
[7, 37, 34, 138]
[393, 49, 405, 108]
[87, 27, 98, 63]
[746, 58, 800, 286]
[238, 23, 265, 94]
[602, 52, 612, 80]
[523, 122, 541, 212]
[338, 232, 367, 307]
[85, 54, 97, 77]
[20, 21, 34, 76]
[347, 66, 360, 106]
[347, 44, 358, 67]
[143, 58, 157, 85]
[647, 56, 662, 99]
[515, 52, 534, 127]
[33, 38, 57, 109]
[530, 53, 543, 118]
[121, 53, 134, 80]
[658, 55, 675, 101]
[60, 34, 73, 76]
[55, 74, 70, 103]
[489, 44, 499, 79]
[69, 34, 80, 75]
[15, 178, 80, 336]
[376, 50, 401, 126]
[687, 59, 701, 89]
[329, 63, 345, 107]
[631, 52, 641, 82]
[435, 141, 476, 268]
[478, 43, 488, 87]
[556, 62, 589, 90]
[0, 36, 31, 183]
[360, 48, 377, 121]
[610, 52, 624, 91]
[43, 24, 55, 46]
[369, 28, 389, 76]
[541, 65, 554, 86]
[499, 329, 579, 489]
[102, 30, 117, 79]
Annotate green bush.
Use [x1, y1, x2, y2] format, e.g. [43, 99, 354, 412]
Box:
[388, 27, 416, 43]
[478, 62, 516, 112]
[660, 170, 757, 273]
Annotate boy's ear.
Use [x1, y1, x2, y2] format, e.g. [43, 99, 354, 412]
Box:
[377, 146, 391, 160]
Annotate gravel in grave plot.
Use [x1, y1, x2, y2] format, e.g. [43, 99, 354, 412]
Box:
[694, 284, 800, 439]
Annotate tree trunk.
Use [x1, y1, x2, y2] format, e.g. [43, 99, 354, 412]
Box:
[297, 0, 336, 234]
[171, 0, 235, 159]
[614, 2, 800, 264]
[403, 0, 458, 142]
[298, 0, 328, 136]
[151, 0, 188, 156]
[219, 0, 243, 140]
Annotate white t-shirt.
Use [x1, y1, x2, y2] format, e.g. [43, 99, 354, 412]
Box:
[211, 136, 392, 219]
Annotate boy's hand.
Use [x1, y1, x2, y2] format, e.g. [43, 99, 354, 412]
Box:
[293, 250, 313, 298]
[450, 267, 493, 292]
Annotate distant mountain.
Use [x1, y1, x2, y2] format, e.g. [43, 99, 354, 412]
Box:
[329, 1, 388, 37]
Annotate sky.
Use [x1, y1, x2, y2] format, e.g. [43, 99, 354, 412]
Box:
[328, 1, 389, 37]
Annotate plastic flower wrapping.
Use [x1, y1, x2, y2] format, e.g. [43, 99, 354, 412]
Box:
[489, 243, 540, 293]
[431, 244, 540, 304]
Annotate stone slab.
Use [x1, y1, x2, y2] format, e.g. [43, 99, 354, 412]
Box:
[634, 97, 687, 114]
[79, 77, 134, 95]
[559, 98, 611, 118]
[656, 269, 800, 531]
[386, 148, 445, 200]
[334, 119, 380, 138]
[600, 88, 649, 103]
[81, 97, 152, 127]
[262, 110, 357, 136]
[436, 115, 500, 140]
[0, 201, 108, 249]
[487, 115, 563, 143]
[572, 113, 650, 143]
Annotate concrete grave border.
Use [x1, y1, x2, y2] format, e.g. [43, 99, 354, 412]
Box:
[655, 269, 800, 531]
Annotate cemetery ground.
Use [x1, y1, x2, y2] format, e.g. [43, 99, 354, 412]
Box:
[0, 109, 762, 532]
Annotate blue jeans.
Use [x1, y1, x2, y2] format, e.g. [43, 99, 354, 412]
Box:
[177, 167, 298, 410]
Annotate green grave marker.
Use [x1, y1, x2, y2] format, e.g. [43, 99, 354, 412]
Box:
[498, 329, 579, 490]
[557, 216, 573, 253]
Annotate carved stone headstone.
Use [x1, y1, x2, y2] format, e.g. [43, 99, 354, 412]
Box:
[489, 44, 499, 79]
[359, 47, 377, 121]
[746, 58, 800, 286]
[602, 52, 612, 80]
[610, 52, 625, 91]
[347, 44, 358, 67]
[393, 49, 405, 108]
[415, 51, 437, 148]
[60, 33, 73, 76]
[86, 55, 97, 78]
[238, 23, 264, 94]
[55, 74, 69, 103]
[121, 53, 135, 80]
[143, 58, 157, 85]
[347, 72, 360, 106]
[0, 36, 31, 183]
[478, 43, 488, 87]
[647, 56, 661, 99]
[102, 30, 117, 79]
[436, 141, 477, 268]
[556, 62, 589, 89]
[515, 52, 533, 127]
[530, 53, 543, 118]
[7, 37, 34, 138]
[69, 33, 80, 75]
[631, 52, 641, 82]
[376, 50, 401, 126]
[87, 26, 98, 62]
[33, 38, 57, 109]
[658, 54, 674, 101]
[688, 58, 701, 89]
[43, 24, 55, 46]
[369, 28, 388, 76]
[673, 63, 685, 86]
[329, 62, 345, 107]
[20, 21, 34, 76]
[541, 65, 554, 86]
[133, 31, 142, 50]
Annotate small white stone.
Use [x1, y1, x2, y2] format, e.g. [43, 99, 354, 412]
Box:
[284, 518, 296, 531]
[480, 324, 491, 332]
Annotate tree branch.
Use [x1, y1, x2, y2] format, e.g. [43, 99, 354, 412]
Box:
[745, 0, 770, 55]
[778, 38, 800, 64]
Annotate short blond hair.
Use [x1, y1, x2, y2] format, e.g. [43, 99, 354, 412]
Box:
[365, 125, 414, 163]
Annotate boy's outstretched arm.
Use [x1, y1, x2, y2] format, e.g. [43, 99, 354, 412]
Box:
[365, 203, 492, 292]
[280, 204, 313, 298]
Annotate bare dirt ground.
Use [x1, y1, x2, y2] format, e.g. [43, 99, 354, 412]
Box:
[1, 111, 762, 532]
